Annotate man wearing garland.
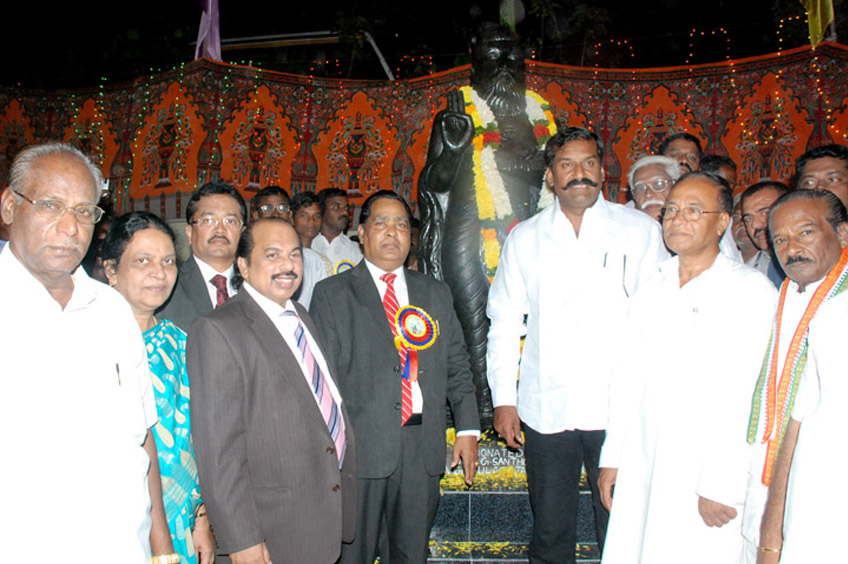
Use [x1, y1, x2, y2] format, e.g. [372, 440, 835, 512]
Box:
[598, 172, 776, 564]
[418, 22, 556, 425]
[745, 189, 848, 564]
[487, 127, 667, 564]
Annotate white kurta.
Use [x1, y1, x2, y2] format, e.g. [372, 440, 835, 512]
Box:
[601, 254, 776, 564]
[780, 291, 848, 562]
[739, 277, 823, 562]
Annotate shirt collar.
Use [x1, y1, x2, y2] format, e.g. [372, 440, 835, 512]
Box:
[1, 244, 101, 311]
[242, 281, 295, 318]
[548, 192, 610, 229]
[193, 255, 234, 282]
[364, 258, 405, 285]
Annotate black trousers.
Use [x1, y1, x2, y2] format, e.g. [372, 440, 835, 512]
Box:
[522, 424, 610, 564]
[339, 423, 440, 564]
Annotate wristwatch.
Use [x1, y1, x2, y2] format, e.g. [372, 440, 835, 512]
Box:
[151, 553, 180, 564]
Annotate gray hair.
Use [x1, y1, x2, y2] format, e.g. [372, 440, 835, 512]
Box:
[9, 141, 103, 198]
[627, 155, 682, 190]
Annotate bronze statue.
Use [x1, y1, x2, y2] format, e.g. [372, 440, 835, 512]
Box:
[418, 23, 554, 427]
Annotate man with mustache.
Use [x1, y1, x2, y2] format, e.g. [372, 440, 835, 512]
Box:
[310, 190, 479, 564]
[659, 132, 703, 173]
[743, 190, 848, 564]
[188, 218, 356, 564]
[487, 128, 667, 564]
[740, 181, 789, 288]
[157, 182, 246, 331]
[599, 172, 776, 564]
[627, 155, 681, 222]
[313, 187, 362, 271]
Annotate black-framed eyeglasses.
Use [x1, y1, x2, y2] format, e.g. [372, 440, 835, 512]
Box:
[661, 206, 724, 222]
[13, 190, 104, 225]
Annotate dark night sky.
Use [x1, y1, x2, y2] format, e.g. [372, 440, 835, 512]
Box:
[0, 0, 830, 90]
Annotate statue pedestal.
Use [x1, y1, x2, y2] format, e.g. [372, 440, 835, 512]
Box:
[430, 432, 601, 563]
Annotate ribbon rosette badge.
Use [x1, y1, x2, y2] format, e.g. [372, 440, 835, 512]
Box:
[335, 260, 355, 274]
[394, 305, 439, 350]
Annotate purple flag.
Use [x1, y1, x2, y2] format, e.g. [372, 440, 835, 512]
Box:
[195, 0, 221, 61]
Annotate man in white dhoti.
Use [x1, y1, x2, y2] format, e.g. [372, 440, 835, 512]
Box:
[598, 171, 776, 564]
[749, 189, 848, 564]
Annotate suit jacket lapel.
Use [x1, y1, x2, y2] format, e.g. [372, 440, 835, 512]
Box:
[182, 257, 214, 315]
[237, 292, 335, 440]
[351, 263, 397, 348]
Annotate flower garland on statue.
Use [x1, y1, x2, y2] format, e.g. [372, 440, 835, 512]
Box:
[459, 86, 557, 282]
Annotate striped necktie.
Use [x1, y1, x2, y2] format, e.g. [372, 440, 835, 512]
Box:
[283, 310, 346, 465]
[380, 273, 412, 426]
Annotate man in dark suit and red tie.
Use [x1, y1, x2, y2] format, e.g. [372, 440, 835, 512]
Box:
[188, 217, 356, 564]
[310, 190, 480, 564]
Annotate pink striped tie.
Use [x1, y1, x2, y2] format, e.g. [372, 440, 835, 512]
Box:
[283, 310, 346, 465]
[381, 273, 412, 426]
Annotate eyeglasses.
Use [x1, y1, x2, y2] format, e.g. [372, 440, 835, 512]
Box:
[189, 216, 243, 229]
[631, 177, 673, 197]
[259, 203, 290, 215]
[13, 190, 104, 225]
[661, 206, 724, 222]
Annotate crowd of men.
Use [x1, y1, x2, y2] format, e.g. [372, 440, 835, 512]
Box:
[1, 130, 846, 564]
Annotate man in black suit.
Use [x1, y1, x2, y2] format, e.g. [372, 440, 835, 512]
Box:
[310, 190, 479, 564]
[189, 218, 356, 563]
[157, 182, 246, 331]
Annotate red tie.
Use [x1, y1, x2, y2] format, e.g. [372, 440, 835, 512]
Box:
[381, 273, 412, 426]
[210, 274, 229, 307]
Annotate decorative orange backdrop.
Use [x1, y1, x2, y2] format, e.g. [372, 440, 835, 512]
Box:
[0, 42, 846, 219]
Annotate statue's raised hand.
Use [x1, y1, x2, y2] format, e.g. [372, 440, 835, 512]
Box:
[434, 89, 474, 152]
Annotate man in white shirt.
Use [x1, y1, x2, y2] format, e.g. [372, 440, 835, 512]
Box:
[0, 141, 160, 562]
[598, 172, 776, 564]
[312, 187, 363, 271]
[746, 189, 848, 564]
[487, 127, 668, 564]
[188, 218, 356, 563]
[157, 181, 246, 331]
[740, 181, 789, 288]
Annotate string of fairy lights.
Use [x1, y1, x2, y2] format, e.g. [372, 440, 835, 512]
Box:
[56, 11, 843, 213]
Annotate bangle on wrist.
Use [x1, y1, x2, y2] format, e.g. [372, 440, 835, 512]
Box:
[758, 546, 781, 553]
[151, 553, 180, 564]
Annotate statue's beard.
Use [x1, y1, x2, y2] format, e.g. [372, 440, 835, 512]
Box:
[476, 70, 526, 117]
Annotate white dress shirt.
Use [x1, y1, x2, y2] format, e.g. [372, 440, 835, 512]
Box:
[194, 255, 236, 307]
[487, 196, 668, 433]
[242, 282, 345, 415]
[297, 247, 329, 309]
[313, 232, 363, 269]
[363, 259, 424, 413]
[0, 246, 157, 562]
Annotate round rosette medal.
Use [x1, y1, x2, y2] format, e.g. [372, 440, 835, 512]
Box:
[394, 305, 439, 351]
[335, 260, 355, 274]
